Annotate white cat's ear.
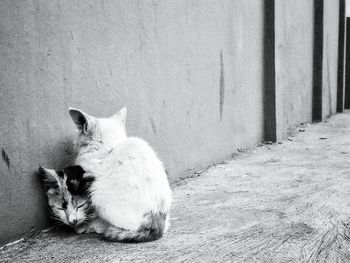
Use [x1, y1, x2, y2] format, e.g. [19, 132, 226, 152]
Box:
[69, 108, 90, 134]
[113, 107, 127, 125]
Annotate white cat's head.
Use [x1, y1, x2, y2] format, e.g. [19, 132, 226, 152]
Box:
[68, 107, 127, 149]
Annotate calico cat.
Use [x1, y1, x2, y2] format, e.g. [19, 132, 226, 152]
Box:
[39, 165, 94, 227]
[68, 107, 173, 242]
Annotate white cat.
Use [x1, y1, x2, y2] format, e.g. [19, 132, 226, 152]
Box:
[68, 107, 172, 242]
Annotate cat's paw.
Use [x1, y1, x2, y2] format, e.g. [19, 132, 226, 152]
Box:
[93, 223, 106, 234]
[74, 224, 88, 234]
[87, 219, 106, 234]
[85, 225, 96, 234]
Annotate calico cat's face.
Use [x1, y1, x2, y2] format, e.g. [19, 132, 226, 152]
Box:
[68, 107, 127, 148]
[39, 165, 94, 227]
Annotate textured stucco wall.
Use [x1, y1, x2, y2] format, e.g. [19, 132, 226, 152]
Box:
[275, 0, 314, 139]
[274, 0, 340, 137]
[0, 0, 265, 245]
[322, 0, 340, 118]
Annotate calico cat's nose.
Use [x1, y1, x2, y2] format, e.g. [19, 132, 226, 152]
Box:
[69, 219, 77, 226]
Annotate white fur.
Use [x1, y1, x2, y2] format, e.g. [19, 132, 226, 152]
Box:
[69, 108, 172, 232]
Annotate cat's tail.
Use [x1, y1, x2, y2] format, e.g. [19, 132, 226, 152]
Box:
[103, 212, 167, 243]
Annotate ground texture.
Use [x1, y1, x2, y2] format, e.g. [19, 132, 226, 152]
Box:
[2, 112, 350, 263]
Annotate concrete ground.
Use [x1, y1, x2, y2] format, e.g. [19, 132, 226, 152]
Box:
[2, 112, 350, 263]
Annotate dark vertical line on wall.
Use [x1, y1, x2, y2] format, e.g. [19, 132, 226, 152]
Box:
[337, 0, 346, 112]
[1, 148, 11, 169]
[345, 19, 350, 108]
[263, 0, 276, 141]
[312, 0, 324, 121]
[219, 50, 225, 121]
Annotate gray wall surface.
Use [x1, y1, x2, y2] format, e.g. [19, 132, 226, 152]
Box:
[275, 0, 314, 139]
[323, 0, 340, 118]
[0, 0, 343, 246]
[0, 0, 266, 245]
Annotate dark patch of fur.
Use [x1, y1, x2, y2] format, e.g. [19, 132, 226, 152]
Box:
[63, 165, 85, 179]
[139, 211, 166, 241]
[56, 170, 64, 178]
[64, 165, 94, 196]
[61, 200, 68, 209]
[38, 166, 94, 196]
[104, 212, 166, 243]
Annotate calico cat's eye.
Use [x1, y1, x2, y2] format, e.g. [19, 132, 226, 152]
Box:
[57, 201, 67, 210]
[77, 202, 87, 209]
[49, 204, 64, 211]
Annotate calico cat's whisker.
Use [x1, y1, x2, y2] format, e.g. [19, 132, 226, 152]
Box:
[47, 210, 58, 218]
[48, 209, 59, 218]
[84, 215, 95, 222]
[50, 221, 63, 227]
[88, 190, 96, 197]
[48, 213, 60, 221]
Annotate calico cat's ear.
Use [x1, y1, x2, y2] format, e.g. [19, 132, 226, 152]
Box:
[38, 166, 61, 191]
[113, 107, 127, 126]
[68, 108, 90, 134]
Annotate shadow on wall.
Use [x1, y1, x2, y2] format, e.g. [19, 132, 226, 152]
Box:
[40, 136, 76, 170]
[35, 137, 77, 225]
[2, 136, 75, 191]
[0, 137, 77, 246]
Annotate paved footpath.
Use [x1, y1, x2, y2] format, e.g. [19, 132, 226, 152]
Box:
[2, 112, 350, 263]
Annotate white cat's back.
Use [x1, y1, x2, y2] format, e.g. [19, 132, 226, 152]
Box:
[90, 137, 172, 231]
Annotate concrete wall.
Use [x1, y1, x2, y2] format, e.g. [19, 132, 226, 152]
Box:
[273, 0, 341, 131]
[275, 0, 314, 139]
[0, 0, 343, 246]
[323, 0, 340, 118]
[0, 0, 265, 245]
